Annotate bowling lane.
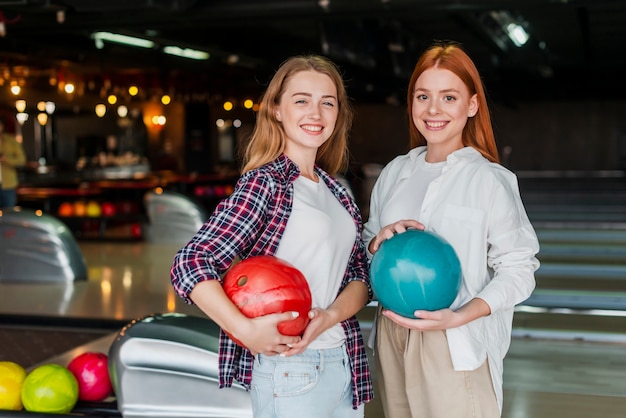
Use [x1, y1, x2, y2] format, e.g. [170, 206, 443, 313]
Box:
[0, 242, 204, 322]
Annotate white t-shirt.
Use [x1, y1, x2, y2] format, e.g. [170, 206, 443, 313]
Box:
[276, 176, 355, 348]
[377, 151, 444, 226]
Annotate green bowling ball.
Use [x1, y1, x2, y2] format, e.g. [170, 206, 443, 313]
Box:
[21, 363, 79, 414]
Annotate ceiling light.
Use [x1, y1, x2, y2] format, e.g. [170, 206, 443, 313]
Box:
[37, 113, 48, 126]
[45, 101, 55, 114]
[163, 46, 209, 60]
[92, 32, 155, 49]
[117, 106, 128, 118]
[95, 104, 106, 117]
[506, 23, 529, 47]
[16, 112, 29, 125]
[486, 11, 530, 49]
[15, 100, 26, 112]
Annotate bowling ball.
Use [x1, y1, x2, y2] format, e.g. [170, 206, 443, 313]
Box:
[101, 202, 116, 217]
[73, 201, 87, 217]
[0, 361, 27, 410]
[57, 202, 74, 217]
[21, 363, 78, 414]
[86, 200, 102, 217]
[222, 255, 312, 347]
[370, 229, 462, 318]
[67, 352, 113, 402]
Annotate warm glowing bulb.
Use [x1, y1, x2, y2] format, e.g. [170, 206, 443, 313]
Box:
[107, 94, 117, 105]
[64, 83, 75, 94]
[45, 101, 56, 114]
[95, 104, 106, 117]
[161, 95, 171, 105]
[15, 100, 26, 112]
[37, 113, 48, 126]
[128, 85, 139, 96]
[11, 85, 21, 95]
[223, 101, 233, 111]
[117, 105, 128, 118]
[243, 99, 254, 109]
[16, 112, 29, 124]
[37, 101, 46, 112]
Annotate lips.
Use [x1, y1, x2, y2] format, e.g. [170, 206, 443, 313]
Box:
[301, 124, 323, 132]
[425, 120, 447, 129]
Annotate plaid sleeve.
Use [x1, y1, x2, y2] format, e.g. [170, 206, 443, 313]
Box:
[170, 172, 276, 303]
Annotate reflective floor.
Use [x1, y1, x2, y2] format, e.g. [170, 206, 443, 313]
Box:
[0, 238, 625, 418]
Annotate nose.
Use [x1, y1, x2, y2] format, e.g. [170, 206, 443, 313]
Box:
[308, 106, 321, 119]
[428, 100, 440, 115]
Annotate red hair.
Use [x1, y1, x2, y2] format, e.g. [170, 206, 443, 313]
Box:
[406, 41, 500, 163]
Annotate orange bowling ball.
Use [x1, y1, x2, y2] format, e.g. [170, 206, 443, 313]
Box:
[0, 361, 27, 410]
[57, 202, 74, 217]
[73, 201, 87, 217]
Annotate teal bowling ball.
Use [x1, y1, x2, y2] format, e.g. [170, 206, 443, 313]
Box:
[370, 229, 462, 318]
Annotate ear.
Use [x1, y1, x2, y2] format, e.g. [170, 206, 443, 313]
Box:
[468, 94, 478, 117]
[274, 106, 281, 121]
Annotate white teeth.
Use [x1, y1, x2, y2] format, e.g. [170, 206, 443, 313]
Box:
[426, 121, 445, 128]
[302, 125, 322, 132]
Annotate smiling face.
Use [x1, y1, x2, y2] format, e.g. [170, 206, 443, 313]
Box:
[274, 70, 338, 165]
[411, 67, 478, 162]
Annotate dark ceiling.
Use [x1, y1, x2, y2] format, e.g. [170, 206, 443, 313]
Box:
[0, 0, 625, 107]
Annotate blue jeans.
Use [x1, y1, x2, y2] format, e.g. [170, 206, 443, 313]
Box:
[251, 344, 363, 418]
[0, 188, 17, 208]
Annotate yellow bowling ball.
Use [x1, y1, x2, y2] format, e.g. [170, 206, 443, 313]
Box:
[0, 361, 27, 410]
[86, 200, 102, 217]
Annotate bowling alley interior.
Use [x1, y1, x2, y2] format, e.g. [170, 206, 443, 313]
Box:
[1, 1, 626, 417]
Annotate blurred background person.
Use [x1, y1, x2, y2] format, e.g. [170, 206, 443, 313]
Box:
[0, 118, 27, 208]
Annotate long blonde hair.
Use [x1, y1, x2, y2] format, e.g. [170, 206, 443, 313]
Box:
[241, 55, 353, 175]
[406, 41, 500, 163]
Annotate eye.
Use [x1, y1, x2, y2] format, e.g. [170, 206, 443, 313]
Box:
[322, 100, 336, 107]
[415, 93, 428, 101]
[443, 95, 456, 102]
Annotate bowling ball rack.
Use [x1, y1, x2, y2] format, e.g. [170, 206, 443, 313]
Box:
[0, 315, 124, 417]
[0, 313, 253, 418]
[0, 400, 121, 417]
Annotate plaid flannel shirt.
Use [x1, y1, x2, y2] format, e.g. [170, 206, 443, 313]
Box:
[170, 154, 374, 409]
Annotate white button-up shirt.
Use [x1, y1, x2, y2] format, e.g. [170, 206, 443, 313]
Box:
[363, 146, 540, 410]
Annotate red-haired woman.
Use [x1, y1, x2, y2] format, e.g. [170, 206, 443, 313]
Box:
[364, 41, 540, 418]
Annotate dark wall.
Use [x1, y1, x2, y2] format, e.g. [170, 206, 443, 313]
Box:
[349, 100, 626, 172]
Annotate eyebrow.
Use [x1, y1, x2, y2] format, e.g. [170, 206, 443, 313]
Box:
[414, 87, 461, 94]
[291, 92, 337, 100]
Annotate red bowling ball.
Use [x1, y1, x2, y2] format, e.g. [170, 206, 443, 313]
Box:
[222, 255, 312, 348]
[66, 352, 113, 402]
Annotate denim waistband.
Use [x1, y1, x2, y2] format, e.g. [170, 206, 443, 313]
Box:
[257, 344, 347, 367]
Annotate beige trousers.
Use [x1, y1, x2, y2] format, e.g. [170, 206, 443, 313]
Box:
[374, 313, 500, 418]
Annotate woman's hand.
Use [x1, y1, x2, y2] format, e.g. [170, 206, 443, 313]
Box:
[368, 219, 425, 254]
[381, 308, 457, 331]
[380, 297, 491, 331]
[236, 311, 303, 356]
